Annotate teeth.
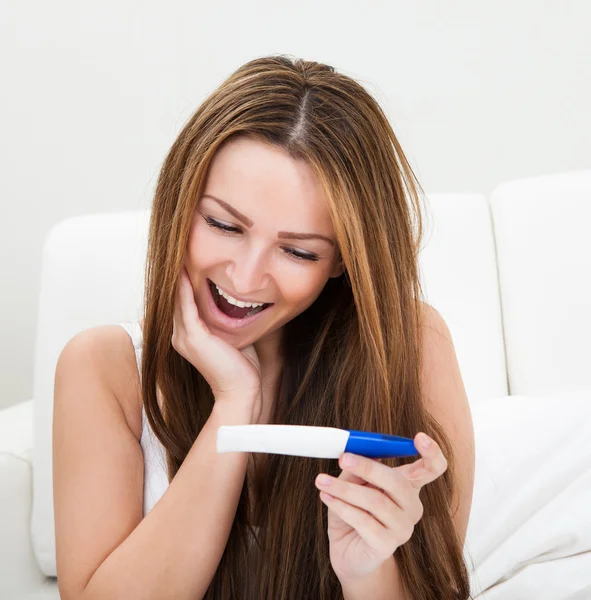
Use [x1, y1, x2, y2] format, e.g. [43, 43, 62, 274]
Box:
[214, 283, 265, 308]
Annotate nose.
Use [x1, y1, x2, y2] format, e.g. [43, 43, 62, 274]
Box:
[226, 244, 270, 298]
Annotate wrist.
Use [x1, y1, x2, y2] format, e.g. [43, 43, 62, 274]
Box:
[212, 393, 260, 424]
[339, 556, 404, 600]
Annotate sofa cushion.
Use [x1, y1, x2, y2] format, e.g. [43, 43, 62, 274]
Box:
[489, 169, 591, 395]
[0, 399, 33, 458]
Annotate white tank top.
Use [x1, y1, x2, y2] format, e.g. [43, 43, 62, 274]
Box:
[118, 320, 169, 516]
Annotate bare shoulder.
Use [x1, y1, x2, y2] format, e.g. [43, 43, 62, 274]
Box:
[57, 324, 143, 442]
[419, 301, 453, 341]
[53, 325, 145, 597]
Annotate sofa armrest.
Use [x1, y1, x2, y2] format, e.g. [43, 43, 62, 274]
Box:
[0, 400, 49, 595]
[0, 399, 34, 457]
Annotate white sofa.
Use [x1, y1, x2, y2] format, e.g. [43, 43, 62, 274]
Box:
[1, 170, 590, 599]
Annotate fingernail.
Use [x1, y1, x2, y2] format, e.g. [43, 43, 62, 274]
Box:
[341, 453, 358, 467]
[316, 474, 332, 486]
[419, 433, 432, 449]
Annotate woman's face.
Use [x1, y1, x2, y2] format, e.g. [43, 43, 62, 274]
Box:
[184, 136, 344, 352]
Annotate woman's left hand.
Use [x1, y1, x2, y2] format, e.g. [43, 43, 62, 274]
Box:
[314, 432, 448, 582]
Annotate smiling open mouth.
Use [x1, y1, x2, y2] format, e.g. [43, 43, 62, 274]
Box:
[208, 279, 273, 319]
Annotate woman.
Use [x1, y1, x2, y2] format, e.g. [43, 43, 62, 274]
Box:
[53, 55, 475, 600]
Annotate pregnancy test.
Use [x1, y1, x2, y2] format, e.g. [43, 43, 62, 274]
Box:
[216, 425, 419, 459]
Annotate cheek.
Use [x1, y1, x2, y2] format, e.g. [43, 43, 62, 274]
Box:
[277, 272, 327, 308]
[186, 223, 223, 268]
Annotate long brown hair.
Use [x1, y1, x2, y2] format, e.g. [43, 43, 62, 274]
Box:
[141, 55, 472, 599]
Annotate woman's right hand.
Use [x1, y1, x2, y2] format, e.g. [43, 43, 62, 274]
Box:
[172, 264, 263, 419]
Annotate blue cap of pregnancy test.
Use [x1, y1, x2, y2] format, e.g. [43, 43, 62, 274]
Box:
[344, 430, 420, 458]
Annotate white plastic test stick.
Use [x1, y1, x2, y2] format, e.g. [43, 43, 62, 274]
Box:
[217, 425, 349, 458]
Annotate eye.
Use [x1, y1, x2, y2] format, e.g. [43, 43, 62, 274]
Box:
[282, 247, 319, 262]
[203, 216, 320, 263]
[204, 216, 241, 234]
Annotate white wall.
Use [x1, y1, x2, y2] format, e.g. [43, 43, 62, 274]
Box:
[1, 0, 590, 409]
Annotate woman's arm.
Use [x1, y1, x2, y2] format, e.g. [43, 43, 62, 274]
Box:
[53, 330, 257, 600]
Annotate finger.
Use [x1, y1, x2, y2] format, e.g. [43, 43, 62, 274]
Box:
[316, 473, 402, 529]
[318, 492, 398, 554]
[177, 265, 199, 327]
[338, 453, 415, 508]
[177, 265, 211, 336]
[173, 266, 206, 352]
[405, 433, 448, 488]
[337, 460, 383, 492]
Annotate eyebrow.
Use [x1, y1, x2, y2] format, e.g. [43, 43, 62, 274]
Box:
[201, 194, 335, 247]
